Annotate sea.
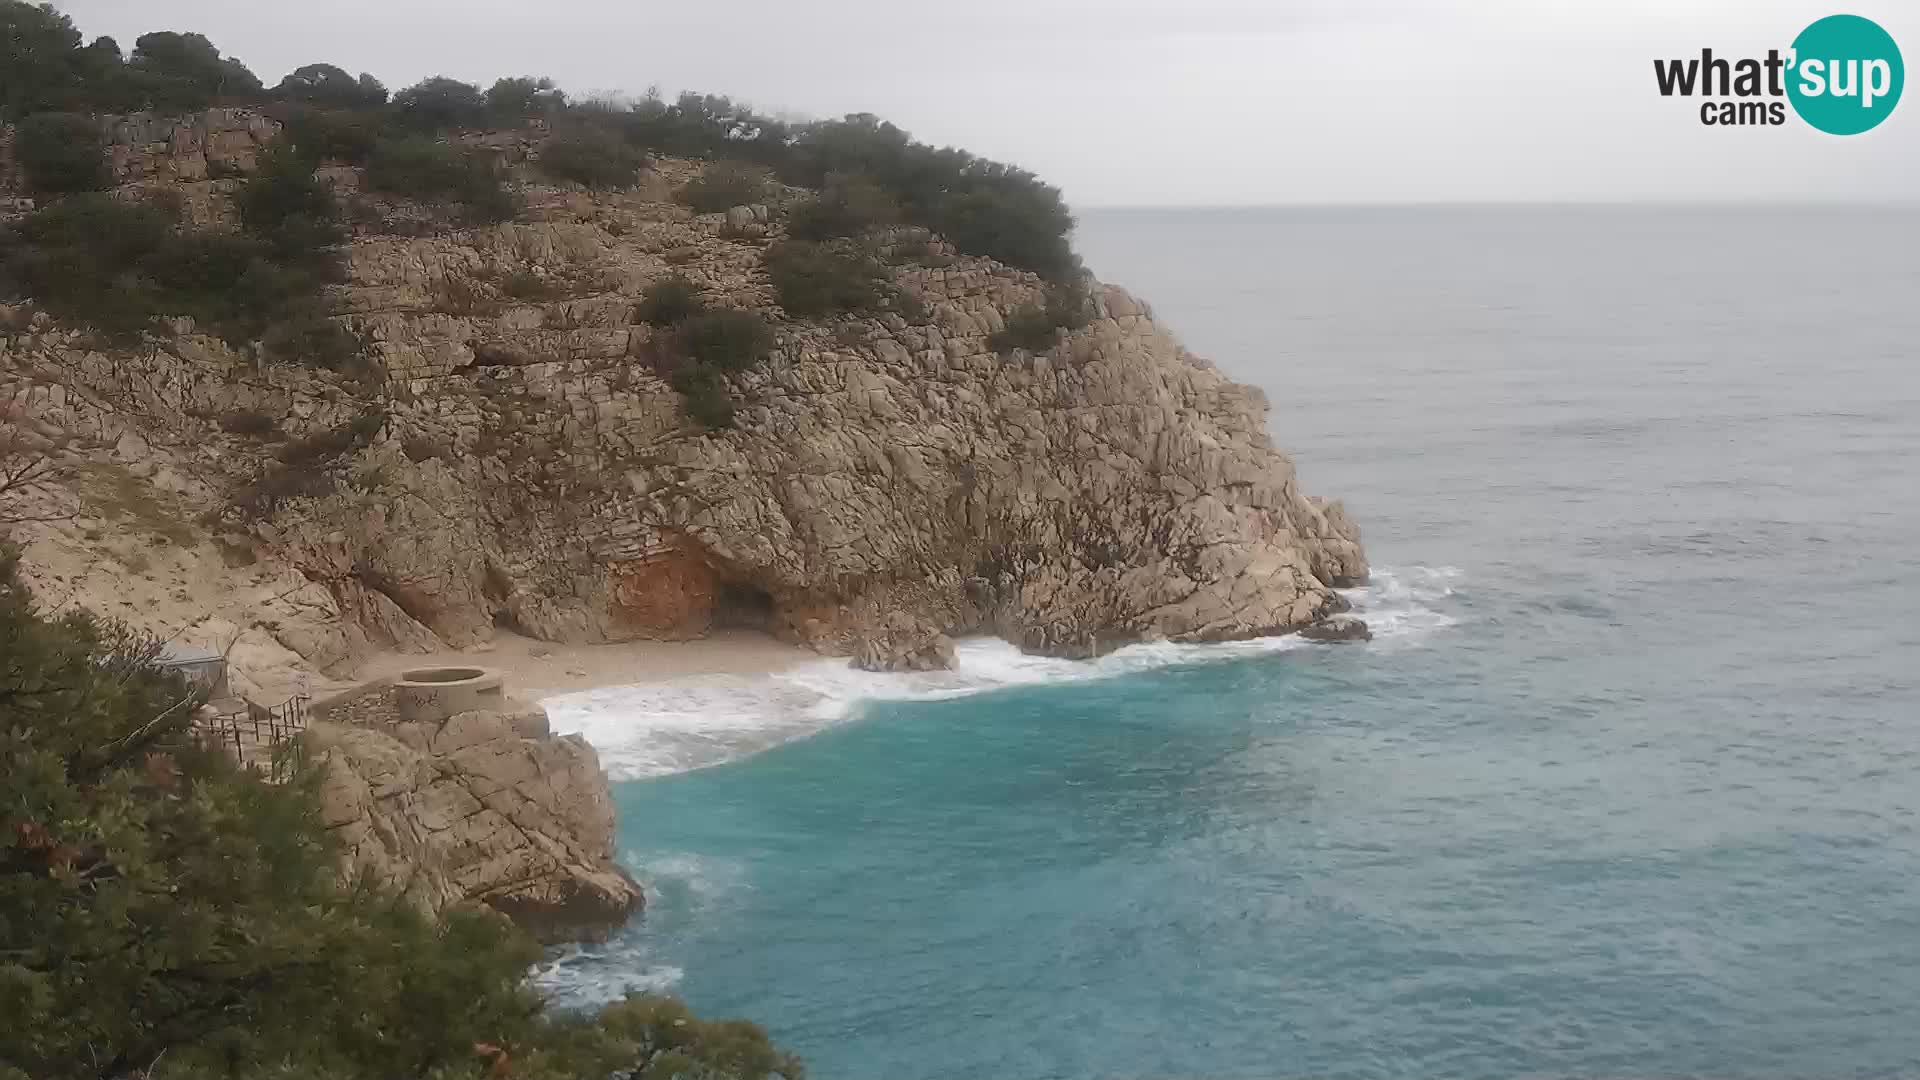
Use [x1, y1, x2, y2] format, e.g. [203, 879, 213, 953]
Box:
[538, 206, 1920, 1079]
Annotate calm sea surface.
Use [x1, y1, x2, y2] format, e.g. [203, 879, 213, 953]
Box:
[545, 206, 1920, 1079]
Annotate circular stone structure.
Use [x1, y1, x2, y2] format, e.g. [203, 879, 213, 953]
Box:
[393, 667, 507, 724]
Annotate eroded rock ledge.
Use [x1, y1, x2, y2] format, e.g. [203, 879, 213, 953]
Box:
[307, 687, 641, 942]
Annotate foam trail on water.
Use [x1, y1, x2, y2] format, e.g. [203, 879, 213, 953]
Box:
[533, 850, 747, 1007]
[544, 566, 1462, 779]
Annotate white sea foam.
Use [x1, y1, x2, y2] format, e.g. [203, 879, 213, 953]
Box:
[532, 851, 749, 1005]
[543, 566, 1462, 779]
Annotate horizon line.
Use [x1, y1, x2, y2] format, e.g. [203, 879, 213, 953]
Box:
[1072, 197, 1920, 213]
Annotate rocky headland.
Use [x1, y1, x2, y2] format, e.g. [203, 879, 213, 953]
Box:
[0, 107, 1367, 939]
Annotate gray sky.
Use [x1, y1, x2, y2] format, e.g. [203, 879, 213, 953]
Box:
[55, 0, 1920, 207]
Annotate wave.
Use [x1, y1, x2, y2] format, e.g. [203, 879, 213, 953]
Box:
[532, 851, 746, 1007]
[543, 565, 1461, 780]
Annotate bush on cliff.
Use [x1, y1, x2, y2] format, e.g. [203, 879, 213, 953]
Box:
[12, 111, 110, 196]
[235, 143, 348, 265]
[365, 137, 520, 223]
[486, 75, 566, 121]
[276, 103, 384, 165]
[785, 174, 900, 241]
[0, 543, 802, 1079]
[670, 363, 738, 430]
[684, 308, 774, 373]
[0, 189, 340, 346]
[625, 90, 792, 165]
[989, 282, 1095, 355]
[636, 274, 707, 326]
[126, 30, 263, 111]
[539, 129, 647, 190]
[778, 114, 1079, 280]
[766, 239, 894, 318]
[275, 62, 389, 108]
[262, 309, 367, 373]
[392, 75, 489, 132]
[678, 161, 770, 214]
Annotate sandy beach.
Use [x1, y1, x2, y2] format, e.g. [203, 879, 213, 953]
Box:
[355, 629, 813, 701]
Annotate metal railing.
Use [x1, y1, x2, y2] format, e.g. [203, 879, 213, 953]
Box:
[200, 694, 311, 780]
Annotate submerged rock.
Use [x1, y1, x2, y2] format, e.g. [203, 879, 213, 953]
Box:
[1298, 615, 1373, 643]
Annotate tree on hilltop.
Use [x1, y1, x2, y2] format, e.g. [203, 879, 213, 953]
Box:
[276, 62, 388, 108]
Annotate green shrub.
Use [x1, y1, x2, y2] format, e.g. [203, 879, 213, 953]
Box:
[402, 435, 449, 462]
[678, 161, 769, 214]
[0, 195, 173, 340]
[275, 62, 387, 108]
[13, 111, 108, 196]
[486, 75, 565, 120]
[930, 182, 1078, 281]
[128, 30, 262, 108]
[235, 144, 346, 265]
[766, 239, 890, 318]
[277, 104, 383, 165]
[683, 308, 773, 372]
[786, 174, 898, 241]
[392, 75, 487, 131]
[276, 408, 383, 467]
[990, 282, 1094, 355]
[670, 363, 736, 429]
[365, 138, 519, 223]
[989, 304, 1059, 354]
[502, 269, 561, 301]
[635, 274, 705, 326]
[262, 309, 364, 371]
[780, 114, 1078, 280]
[538, 129, 646, 189]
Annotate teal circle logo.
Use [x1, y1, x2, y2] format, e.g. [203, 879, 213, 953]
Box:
[1787, 14, 1904, 134]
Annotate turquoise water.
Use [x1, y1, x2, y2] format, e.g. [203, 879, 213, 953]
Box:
[545, 207, 1920, 1078]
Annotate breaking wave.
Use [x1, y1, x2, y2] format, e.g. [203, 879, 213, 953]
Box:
[543, 566, 1460, 780]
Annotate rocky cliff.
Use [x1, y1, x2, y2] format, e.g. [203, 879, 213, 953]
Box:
[0, 109, 1367, 690]
[306, 690, 642, 942]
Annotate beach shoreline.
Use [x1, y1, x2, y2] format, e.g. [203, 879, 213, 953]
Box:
[353, 629, 814, 702]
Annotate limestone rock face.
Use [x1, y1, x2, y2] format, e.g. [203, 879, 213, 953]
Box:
[308, 704, 642, 942]
[0, 139, 1369, 682]
[852, 611, 958, 672]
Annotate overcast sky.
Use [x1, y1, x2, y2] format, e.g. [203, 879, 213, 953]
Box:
[54, 0, 1920, 208]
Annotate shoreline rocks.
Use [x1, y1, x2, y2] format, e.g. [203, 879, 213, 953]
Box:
[1299, 615, 1374, 643]
[308, 699, 643, 943]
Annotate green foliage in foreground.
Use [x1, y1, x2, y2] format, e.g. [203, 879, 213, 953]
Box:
[0, 545, 802, 1079]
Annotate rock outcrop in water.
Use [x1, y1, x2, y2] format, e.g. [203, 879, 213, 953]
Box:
[0, 109, 1367, 686]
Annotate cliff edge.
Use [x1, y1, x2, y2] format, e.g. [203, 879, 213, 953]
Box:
[0, 110, 1367, 687]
